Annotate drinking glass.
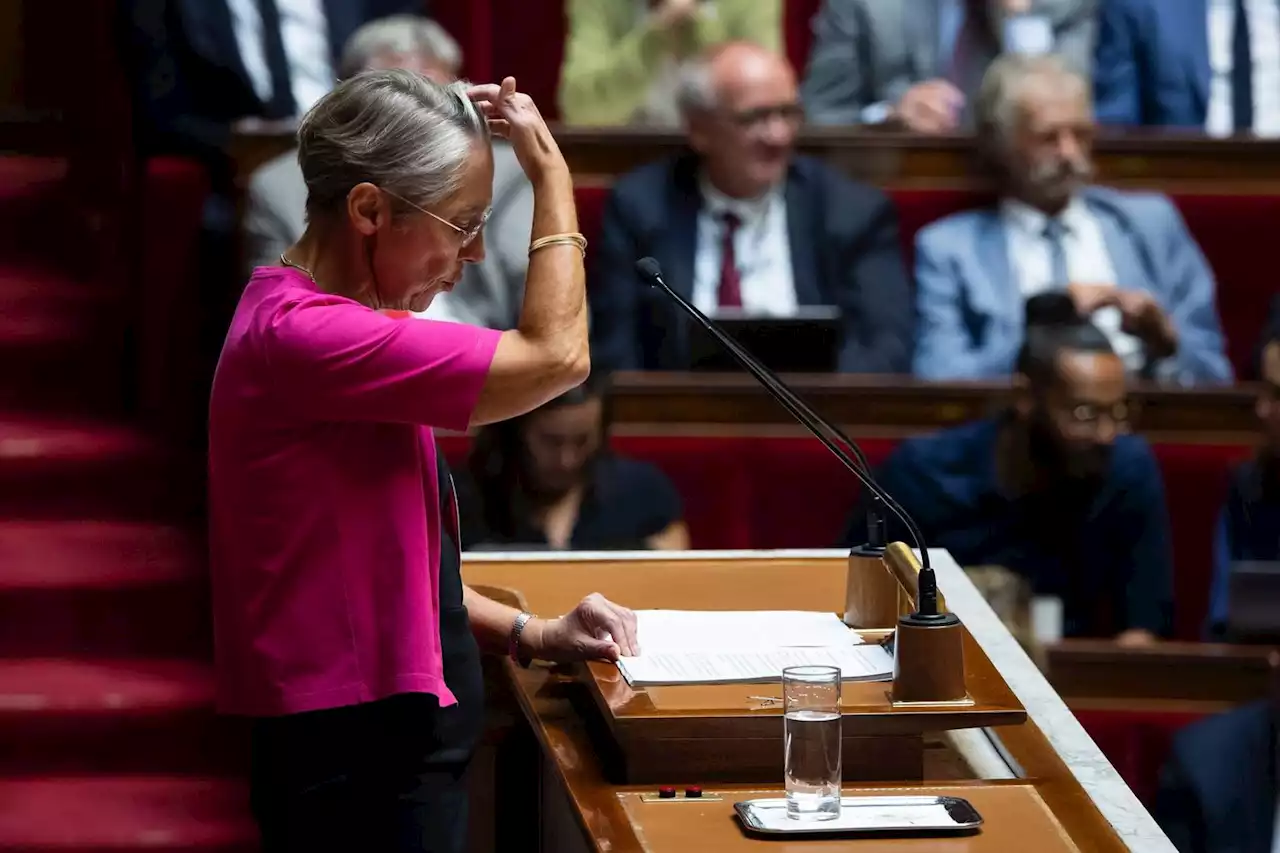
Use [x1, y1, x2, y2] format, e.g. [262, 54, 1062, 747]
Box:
[782, 664, 842, 820]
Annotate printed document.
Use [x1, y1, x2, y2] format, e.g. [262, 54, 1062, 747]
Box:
[616, 610, 893, 686]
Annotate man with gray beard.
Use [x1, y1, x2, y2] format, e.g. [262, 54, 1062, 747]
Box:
[910, 54, 1232, 385]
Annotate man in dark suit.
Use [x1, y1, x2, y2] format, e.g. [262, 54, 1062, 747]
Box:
[588, 41, 914, 373]
[120, 0, 425, 180]
[1093, 0, 1280, 136]
[1154, 661, 1280, 852]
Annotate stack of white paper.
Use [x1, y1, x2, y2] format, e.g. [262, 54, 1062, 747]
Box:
[616, 610, 894, 687]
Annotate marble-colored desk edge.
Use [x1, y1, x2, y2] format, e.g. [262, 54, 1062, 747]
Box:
[464, 548, 1176, 853]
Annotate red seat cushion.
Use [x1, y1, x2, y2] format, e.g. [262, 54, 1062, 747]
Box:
[888, 188, 993, 266]
[574, 185, 610, 251]
[785, 0, 822, 72]
[1152, 443, 1254, 638]
[490, 0, 565, 118]
[1168, 194, 1280, 377]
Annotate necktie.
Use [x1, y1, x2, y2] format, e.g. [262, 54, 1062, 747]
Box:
[1043, 218, 1070, 288]
[1232, 0, 1255, 133]
[717, 212, 743, 309]
[947, 0, 989, 88]
[256, 0, 297, 119]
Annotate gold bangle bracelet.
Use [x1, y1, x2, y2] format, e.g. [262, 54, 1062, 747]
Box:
[529, 234, 587, 258]
[529, 232, 587, 253]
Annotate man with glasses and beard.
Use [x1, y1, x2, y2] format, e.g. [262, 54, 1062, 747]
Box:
[842, 292, 1172, 643]
[911, 53, 1232, 386]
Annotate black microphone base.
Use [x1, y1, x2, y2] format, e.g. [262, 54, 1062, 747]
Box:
[891, 611, 966, 704]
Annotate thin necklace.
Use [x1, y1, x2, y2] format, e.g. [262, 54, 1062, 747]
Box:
[279, 252, 316, 282]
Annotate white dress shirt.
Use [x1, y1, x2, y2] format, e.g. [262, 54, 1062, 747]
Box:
[692, 177, 797, 317]
[1206, 0, 1280, 137]
[1000, 197, 1144, 373]
[225, 0, 335, 117]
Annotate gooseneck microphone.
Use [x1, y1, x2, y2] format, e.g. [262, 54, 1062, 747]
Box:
[633, 257, 941, 618]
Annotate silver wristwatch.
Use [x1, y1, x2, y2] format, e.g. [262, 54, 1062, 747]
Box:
[509, 611, 535, 666]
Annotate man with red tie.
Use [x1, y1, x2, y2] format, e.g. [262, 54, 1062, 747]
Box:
[588, 41, 914, 372]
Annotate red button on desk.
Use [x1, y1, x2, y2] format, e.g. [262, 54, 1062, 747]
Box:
[658, 786, 676, 799]
[685, 786, 703, 798]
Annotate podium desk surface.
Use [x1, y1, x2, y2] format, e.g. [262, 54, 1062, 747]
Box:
[463, 549, 1175, 853]
[615, 783, 1080, 852]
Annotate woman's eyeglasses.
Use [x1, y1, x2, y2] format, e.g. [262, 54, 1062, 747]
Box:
[381, 187, 491, 247]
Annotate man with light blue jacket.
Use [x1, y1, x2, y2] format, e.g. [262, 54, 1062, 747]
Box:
[913, 54, 1233, 385]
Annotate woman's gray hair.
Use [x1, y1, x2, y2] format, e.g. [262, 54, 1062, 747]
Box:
[296, 69, 489, 220]
[337, 15, 463, 81]
[975, 53, 1090, 153]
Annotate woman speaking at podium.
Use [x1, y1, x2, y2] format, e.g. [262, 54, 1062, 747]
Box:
[208, 73, 638, 852]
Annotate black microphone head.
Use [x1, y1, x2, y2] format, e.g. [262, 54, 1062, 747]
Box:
[1024, 292, 1082, 328]
[635, 257, 662, 284]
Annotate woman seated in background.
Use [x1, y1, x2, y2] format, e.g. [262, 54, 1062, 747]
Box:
[456, 372, 690, 551]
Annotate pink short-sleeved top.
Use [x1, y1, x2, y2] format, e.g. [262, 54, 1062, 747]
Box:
[208, 267, 501, 716]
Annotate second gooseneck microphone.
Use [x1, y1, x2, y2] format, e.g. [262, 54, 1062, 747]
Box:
[632, 257, 940, 618]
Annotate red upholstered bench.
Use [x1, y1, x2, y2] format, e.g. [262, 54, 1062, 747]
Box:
[439, 431, 1244, 637]
[1073, 706, 1210, 806]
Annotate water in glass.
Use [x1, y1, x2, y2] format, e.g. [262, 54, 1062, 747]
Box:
[782, 665, 841, 820]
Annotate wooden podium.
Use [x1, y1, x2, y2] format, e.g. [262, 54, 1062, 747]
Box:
[463, 549, 1175, 853]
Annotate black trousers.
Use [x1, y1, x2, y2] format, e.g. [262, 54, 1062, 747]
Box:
[250, 693, 476, 853]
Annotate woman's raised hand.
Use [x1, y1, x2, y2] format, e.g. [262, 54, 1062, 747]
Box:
[467, 77, 567, 184]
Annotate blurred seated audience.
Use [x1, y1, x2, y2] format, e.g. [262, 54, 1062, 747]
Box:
[1094, 0, 1280, 136]
[914, 54, 1232, 385]
[589, 41, 913, 372]
[242, 15, 534, 328]
[455, 373, 689, 551]
[1153, 655, 1280, 853]
[121, 0, 422, 186]
[558, 0, 782, 126]
[1205, 304, 1280, 639]
[843, 294, 1172, 643]
[800, 0, 1096, 130]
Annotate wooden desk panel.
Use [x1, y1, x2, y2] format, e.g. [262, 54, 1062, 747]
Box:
[615, 783, 1079, 853]
[464, 555, 849, 615]
[1048, 639, 1275, 704]
[579, 626, 1025, 785]
[585, 630, 1025, 738]
[608, 373, 1259, 443]
[557, 129, 1280, 191]
[228, 128, 1280, 193]
[503, 661, 1126, 852]
[466, 556, 1133, 853]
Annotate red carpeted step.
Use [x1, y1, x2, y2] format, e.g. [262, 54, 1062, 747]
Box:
[0, 416, 181, 518]
[0, 157, 72, 260]
[0, 521, 210, 657]
[0, 264, 123, 412]
[0, 776, 258, 852]
[0, 659, 246, 774]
